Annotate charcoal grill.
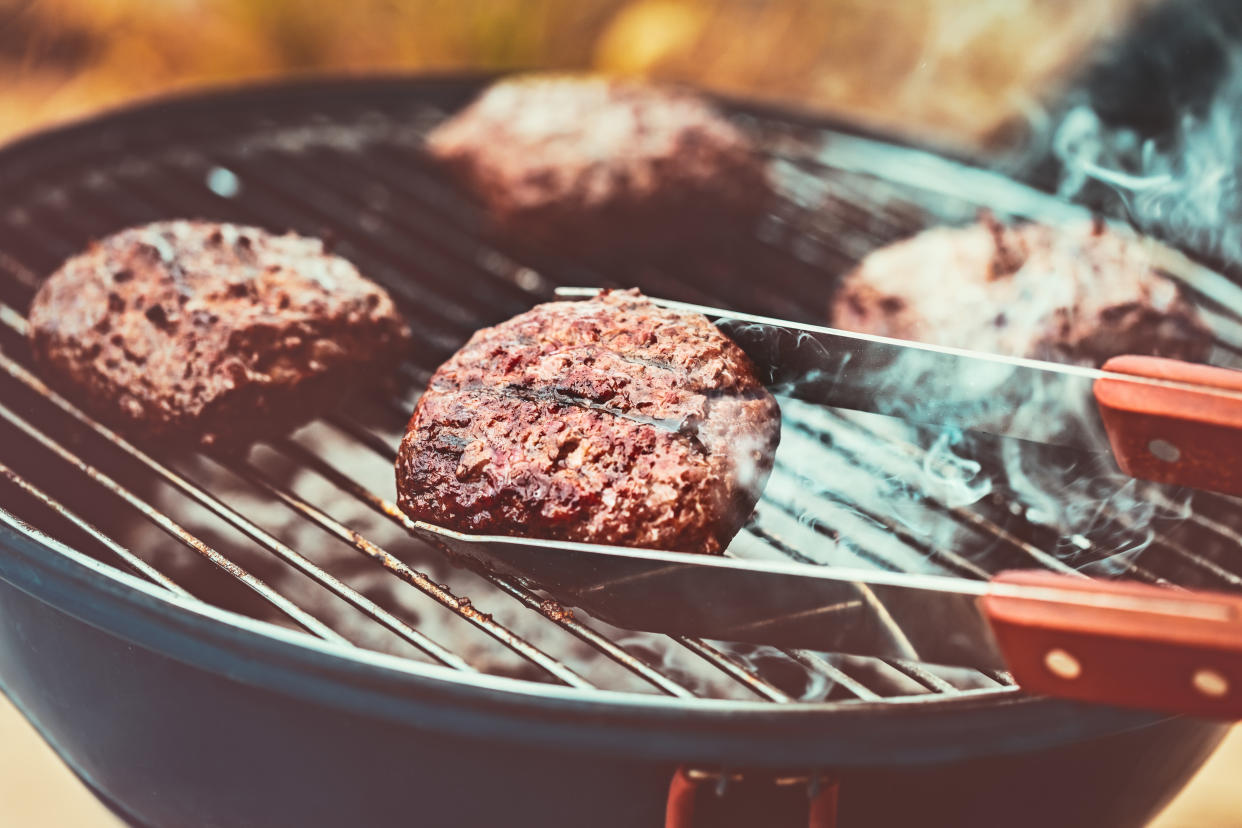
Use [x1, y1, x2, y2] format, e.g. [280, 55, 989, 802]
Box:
[0, 75, 1236, 828]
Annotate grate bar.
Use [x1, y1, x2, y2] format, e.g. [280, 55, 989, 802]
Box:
[70, 161, 470, 354]
[783, 649, 881, 701]
[154, 157, 495, 334]
[0, 397, 346, 644]
[294, 145, 547, 291]
[0, 302, 29, 337]
[817, 408, 1181, 585]
[98, 173, 469, 367]
[822, 407, 1216, 585]
[816, 409, 1088, 576]
[766, 463, 993, 580]
[272, 438, 705, 699]
[299, 143, 814, 319]
[0, 311, 472, 669]
[467, 565, 698, 699]
[1142, 532, 1242, 589]
[365, 158, 795, 315]
[330, 414, 403, 459]
[1178, 504, 1242, 551]
[885, 659, 959, 694]
[0, 459, 188, 597]
[303, 421, 800, 702]
[737, 520, 822, 567]
[0, 253, 38, 292]
[368, 393, 430, 426]
[672, 637, 792, 703]
[219, 150, 542, 311]
[230, 458, 596, 690]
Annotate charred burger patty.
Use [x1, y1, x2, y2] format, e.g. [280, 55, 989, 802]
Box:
[831, 217, 1212, 366]
[28, 220, 409, 447]
[426, 74, 771, 253]
[395, 290, 780, 554]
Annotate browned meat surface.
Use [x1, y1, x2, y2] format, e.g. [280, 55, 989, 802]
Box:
[395, 290, 780, 554]
[426, 74, 771, 253]
[28, 220, 409, 447]
[831, 217, 1212, 366]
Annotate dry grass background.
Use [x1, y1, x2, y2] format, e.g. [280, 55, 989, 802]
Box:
[2, 1, 1239, 826]
[2, 0, 1154, 148]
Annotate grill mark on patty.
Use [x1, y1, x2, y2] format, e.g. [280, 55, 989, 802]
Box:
[452, 335, 725, 390]
[446, 382, 711, 454]
[595, 347, 688, 376]
[439, 334, 760, 401]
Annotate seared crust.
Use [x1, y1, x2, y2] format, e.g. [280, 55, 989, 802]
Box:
[28, 220, 410, 447]
[831, 218, 1212, 366]
[395, 290, 780, 554]
[426, 74, 771, 252]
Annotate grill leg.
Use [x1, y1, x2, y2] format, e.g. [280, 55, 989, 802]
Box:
[666, 766, 839, 828]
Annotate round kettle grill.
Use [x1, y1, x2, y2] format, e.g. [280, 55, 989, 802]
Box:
[0, 76, 1235, 828]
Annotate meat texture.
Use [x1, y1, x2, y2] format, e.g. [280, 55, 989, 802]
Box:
[396, 290, 780, 554]
[831, 217, 1212, 366]
[28, 220, 409, 447]
[426, 74, 771, 253]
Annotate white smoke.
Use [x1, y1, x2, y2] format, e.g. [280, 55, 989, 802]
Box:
[921, 429, 992, 508]
[1054, 51, 1242, 267]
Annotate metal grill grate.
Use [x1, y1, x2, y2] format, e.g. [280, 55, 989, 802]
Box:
[3, 77, 1242, 705]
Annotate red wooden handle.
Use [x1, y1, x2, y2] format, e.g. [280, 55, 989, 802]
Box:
[1094, 355, 1242, 496]
[665, 767, 838, 828]
[983, 570, 1242, 719]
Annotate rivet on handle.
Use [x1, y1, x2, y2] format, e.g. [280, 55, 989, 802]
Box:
[1147, 439, 1181, 463]
[1193, 669, 1229, 698]
[1044, 648, 1082, 680]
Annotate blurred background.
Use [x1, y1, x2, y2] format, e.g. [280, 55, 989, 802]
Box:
[0, 0, 1240, 825]
[0, 0, 1154, 150]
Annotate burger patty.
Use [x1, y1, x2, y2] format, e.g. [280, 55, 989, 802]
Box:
[426, 74, 771, 253]
[831, 217, 1213, 366]
[28, 220, 410, 447]
[395, 290, 781, 554]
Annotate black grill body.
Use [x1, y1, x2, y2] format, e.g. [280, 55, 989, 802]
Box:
[0, 520, 1224, 828]
[0, 76, 1232, 827]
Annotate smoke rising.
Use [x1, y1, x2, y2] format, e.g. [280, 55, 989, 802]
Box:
[1054, 10, 1242, 269]
[921, 429, 992, 508]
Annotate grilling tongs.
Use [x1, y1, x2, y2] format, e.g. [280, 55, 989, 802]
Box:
[412, 288, 1242, 719]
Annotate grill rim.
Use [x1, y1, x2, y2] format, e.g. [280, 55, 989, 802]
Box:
[0, 73, 1214, 751]
[0, 511, 1176, 768]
